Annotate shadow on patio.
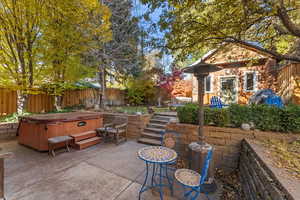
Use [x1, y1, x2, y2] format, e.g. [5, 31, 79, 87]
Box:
[0, 139, 221, 200]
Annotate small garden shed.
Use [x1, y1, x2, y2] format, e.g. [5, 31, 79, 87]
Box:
[191, 43, 300, 105]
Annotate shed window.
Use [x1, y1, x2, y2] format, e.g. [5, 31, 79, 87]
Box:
[244, 72, 256, 91]
[205, 75, 212, 93]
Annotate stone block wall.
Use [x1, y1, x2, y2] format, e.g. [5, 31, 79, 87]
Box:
[240, 140, 298, 200]
[103, 113, 151, 138]
[166, 122, 295, 173]
[0, 122, 18, 139]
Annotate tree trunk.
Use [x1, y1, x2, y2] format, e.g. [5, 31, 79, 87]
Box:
[157, 89, 162, 107]
[99, 65, 107, 109]
[54, 96, 63, 111]
[93, 89, 101, 110]
[17, 90, 28, 115]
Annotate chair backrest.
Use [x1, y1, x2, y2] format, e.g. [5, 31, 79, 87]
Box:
[112, 116, 128, 125]
[265, 96, 284, 108]
[210, 96, 223, 108]
[199, 149, 213, 185]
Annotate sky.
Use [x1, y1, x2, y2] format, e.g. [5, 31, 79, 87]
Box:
[131, 0, 174, 72]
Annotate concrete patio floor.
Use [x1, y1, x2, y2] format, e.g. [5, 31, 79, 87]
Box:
[0, 139, 221, 200]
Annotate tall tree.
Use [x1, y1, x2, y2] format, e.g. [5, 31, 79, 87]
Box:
[41, 0, 111, 110]
[0, 0, 46, 113]
[86, 0, 142, 109]
[142, 0, 300, 63]
[0, 0, 111, 112]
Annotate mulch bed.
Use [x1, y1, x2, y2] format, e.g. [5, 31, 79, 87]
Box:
[215, 169, 245, 200]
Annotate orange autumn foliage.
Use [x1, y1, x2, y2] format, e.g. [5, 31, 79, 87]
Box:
[171, 80, 192, 97]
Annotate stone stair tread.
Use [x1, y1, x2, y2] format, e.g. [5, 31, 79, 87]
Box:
[152, 116, 171, 119]
[144, 127, 165, 133]
[148, 123, 166, 127]
[141, 132, 163, 139]
[150, 119, 169, 123]
[155, 112, 177, 117]
[138, 138, 161, 146]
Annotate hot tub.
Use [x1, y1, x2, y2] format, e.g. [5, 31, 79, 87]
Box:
[18, 112, 103, 151]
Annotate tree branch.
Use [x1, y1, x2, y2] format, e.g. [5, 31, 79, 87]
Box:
[224, 38, 300, 62]
[276, 3, 300, 37]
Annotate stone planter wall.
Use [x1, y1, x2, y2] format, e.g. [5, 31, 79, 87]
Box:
[0, 122, 18, 139]
[240, 140, 299, 200]
[102, 113, 152, 138]
[166, 122, 296, 173]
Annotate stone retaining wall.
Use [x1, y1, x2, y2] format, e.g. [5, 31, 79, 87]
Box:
[240, 140, 299, 200]
[0, 122, 18, 139]
[166, 122, 296, 173]
[102, 113, 151, 138]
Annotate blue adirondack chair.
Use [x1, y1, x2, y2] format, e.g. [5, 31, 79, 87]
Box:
[175, 149, 213, 200]
[210, 96, 228, 108]
[265, 96, 284, 108]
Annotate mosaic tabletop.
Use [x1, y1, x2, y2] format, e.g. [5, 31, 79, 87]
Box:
[138, 146, 177, 163]
[174, 168, 201, 187]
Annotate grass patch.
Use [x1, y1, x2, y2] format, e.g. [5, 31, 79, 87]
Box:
[0, 112, 32, 123]
[110, 106, 170, 115]
[263, 139, 300, 179]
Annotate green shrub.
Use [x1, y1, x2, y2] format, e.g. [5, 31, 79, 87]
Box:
[280, 104, 300, 133]
[177, 103, 229, 127]
[176, 103, 300, 133]
[228, 104, 251, 127]
[126, 77, 156, 105]
[250, 104, 283, 131]
[176, 103, 198, 124]
[204, 107, 230, 127]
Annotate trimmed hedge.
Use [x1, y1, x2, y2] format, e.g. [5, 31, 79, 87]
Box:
[176, 103, 300, 133]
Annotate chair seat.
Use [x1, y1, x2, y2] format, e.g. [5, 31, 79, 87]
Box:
[175, 168, 201, 187]
[96, 127, 106, 132]
[96, 127, 125, 134]
[106, 128, 125, 134]
[48, 136, 72, 144]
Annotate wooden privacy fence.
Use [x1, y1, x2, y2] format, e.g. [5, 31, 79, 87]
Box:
[277, 63, 300, 104]
[0, 89, 17, 116]
[0, 88, 97, 116]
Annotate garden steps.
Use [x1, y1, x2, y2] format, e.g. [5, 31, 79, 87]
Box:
[154, 112, 177, 118]
[144, 127, 165, 134]
[138, 138, 161, 146]
[151, 115, 171, 121]
[147, 123, 166, 129]
[149, 119, 169, 124]
[74, 136, 101, 150]
[141, 132, 163, 140]
[70, 130, 101, 150]
[138, 112, 177, 146]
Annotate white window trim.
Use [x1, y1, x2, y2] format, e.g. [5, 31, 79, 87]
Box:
[204, 75, 214, 93]
[243, 71, 257, 92]
[219, 75, 239, 103]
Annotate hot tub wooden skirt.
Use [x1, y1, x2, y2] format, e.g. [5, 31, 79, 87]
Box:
[18, 112, 103, 151]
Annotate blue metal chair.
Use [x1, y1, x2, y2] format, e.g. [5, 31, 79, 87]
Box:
[265, 96, 284, 108]
[174, 149, 213, 200]
[209, 96, 227, 108]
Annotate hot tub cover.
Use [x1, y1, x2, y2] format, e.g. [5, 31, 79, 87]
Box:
[21, 112, 102, 123]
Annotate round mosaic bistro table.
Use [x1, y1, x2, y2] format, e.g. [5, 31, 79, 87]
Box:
[137, 146, 178, 200]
